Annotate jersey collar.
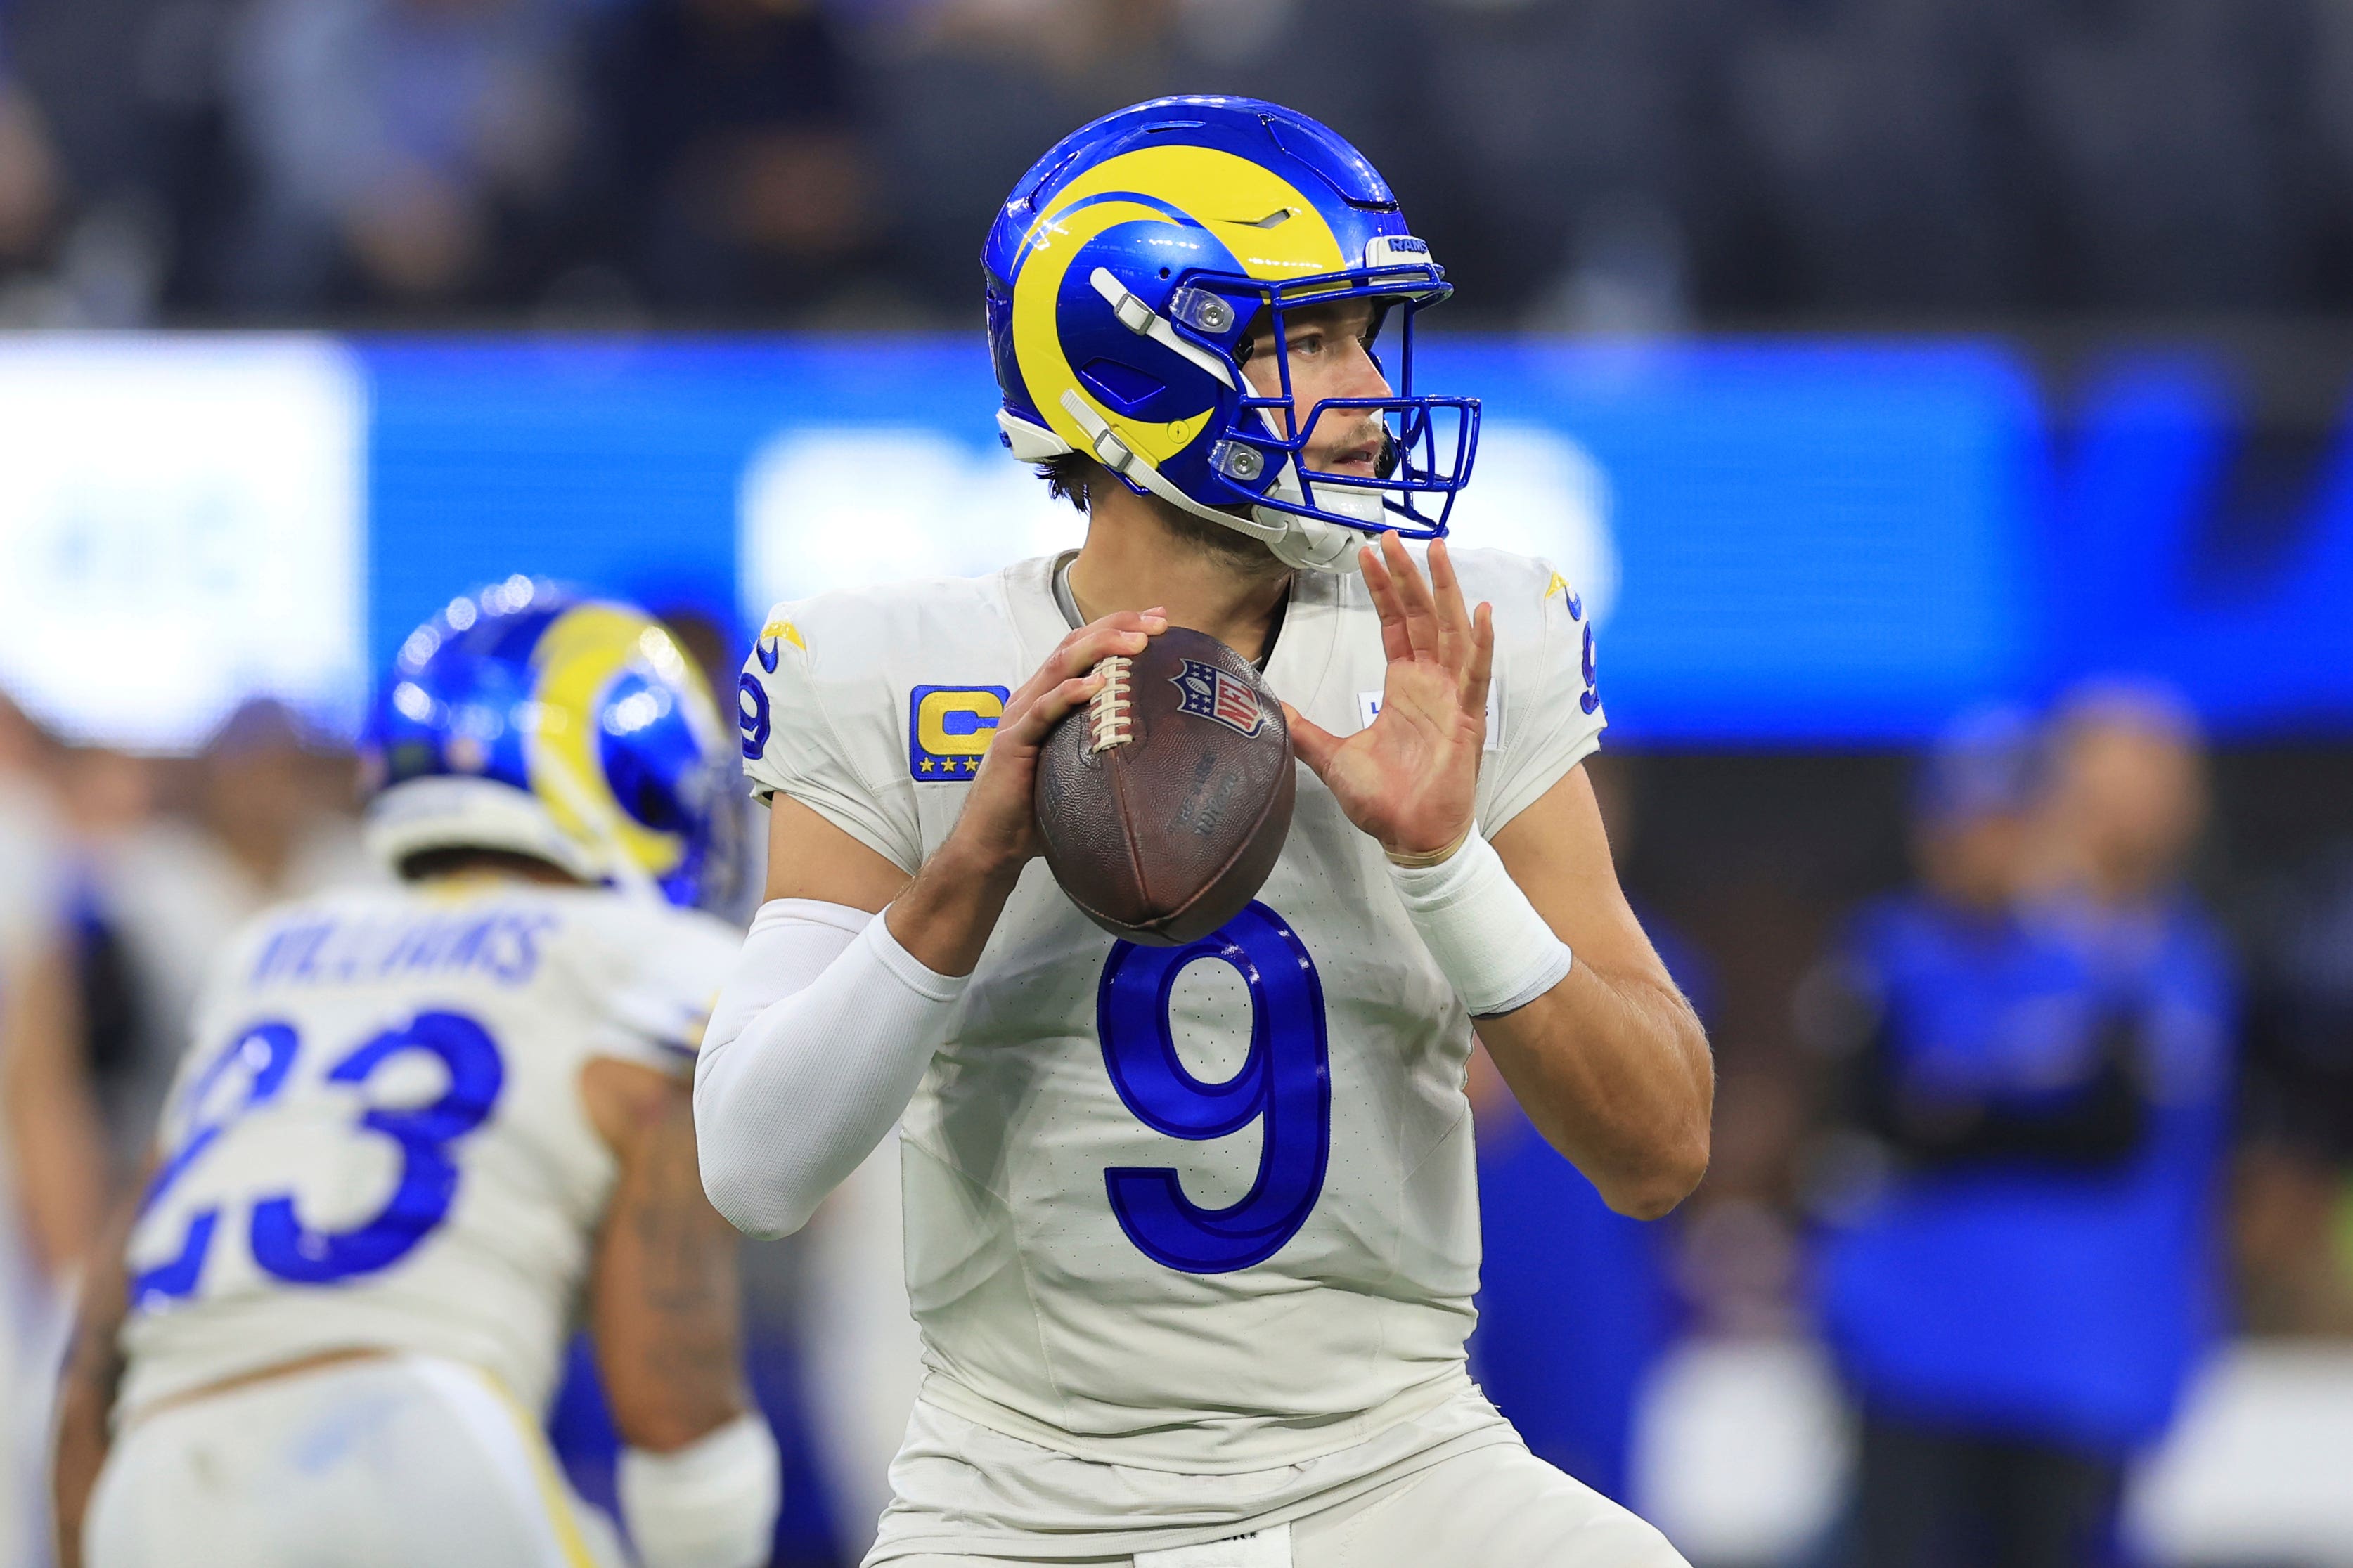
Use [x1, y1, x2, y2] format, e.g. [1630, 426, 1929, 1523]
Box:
[1010, 551, 1343, 717]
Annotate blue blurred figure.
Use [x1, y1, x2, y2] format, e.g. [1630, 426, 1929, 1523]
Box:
[1808, 693, 2231, 1567]
[1469, 757, 1701, 1505]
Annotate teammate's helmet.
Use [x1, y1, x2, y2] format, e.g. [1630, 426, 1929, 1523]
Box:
[985, 96, 1478, 573]
[359, 579, 738, 909]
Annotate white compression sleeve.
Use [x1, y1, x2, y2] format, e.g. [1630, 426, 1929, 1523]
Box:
[1388, 828, 1573, 1018]
[693, 898, 965, 1237]
[617, 1412, 781, 1568]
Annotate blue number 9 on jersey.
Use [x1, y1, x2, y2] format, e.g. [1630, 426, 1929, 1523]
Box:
[1095, 902, 1330, 1274]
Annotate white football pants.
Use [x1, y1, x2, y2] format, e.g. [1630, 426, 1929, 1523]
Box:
[884, 1441, 1689, 1568]
[85, 1354, 625, 1568]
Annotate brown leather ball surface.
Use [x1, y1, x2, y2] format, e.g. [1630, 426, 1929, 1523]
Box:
[1034, 626, 1296, 947]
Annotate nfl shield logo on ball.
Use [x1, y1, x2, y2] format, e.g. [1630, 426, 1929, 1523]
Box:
[1171, 659, 1265, 738]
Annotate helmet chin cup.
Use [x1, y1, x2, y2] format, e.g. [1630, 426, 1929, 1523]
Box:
[1055, 389, 1365, 572]
[1254, 507, 1367, 573]
[1250, 449, 1377, 571]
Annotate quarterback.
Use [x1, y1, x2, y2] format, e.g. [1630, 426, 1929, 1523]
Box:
[700, 98, 1713, 1565]
[50, 588, 780, 1568]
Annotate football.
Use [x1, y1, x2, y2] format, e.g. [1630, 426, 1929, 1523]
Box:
[1034, 626, 1296, 947]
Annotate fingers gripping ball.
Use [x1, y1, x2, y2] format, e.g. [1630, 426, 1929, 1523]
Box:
[1035, 628, 1295, 946]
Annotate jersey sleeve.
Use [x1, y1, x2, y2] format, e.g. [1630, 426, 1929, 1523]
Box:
[1477, 555, 1607, 838]
[736, 602, 924, 874]
[578, 905, 744, 1078]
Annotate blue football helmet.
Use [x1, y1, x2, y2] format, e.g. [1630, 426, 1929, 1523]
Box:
[984, 96, 1479, 572]
[359, 578, 740, 910]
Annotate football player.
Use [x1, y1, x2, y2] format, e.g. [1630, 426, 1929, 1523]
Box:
[51, 585, 780, 1568]
[702, 98, 1713, 1566]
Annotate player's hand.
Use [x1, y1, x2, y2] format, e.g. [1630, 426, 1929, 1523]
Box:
[1284, 532, 1492, 862]
[946, 607, 1170, 877]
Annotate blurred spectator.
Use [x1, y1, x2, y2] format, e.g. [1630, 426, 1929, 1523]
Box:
[0, 0, 2347, 322]
[853, 0, 1186, 306]
[68, 701, 379, 1183]
[592, 0, 876, 317]
[221, 0, 593, 312]
[0, 0, 217, 325]
[0, 74, 57, 273]
[0, 692, 91, 1285]
[4, 699, 382, 1565]
[0, 39, 66, 322]
[1803, 697, 2231, 1567]
[1723, 0, 2024, 315]
[1421, 0, 1704, 330]
[2238, 843, 2353, 1334]
[2242, 845, 2353, 1174]
[0, 690, 63, 1015]
[0, 693, 78, 1568]
[2010, 0, 2305, 313]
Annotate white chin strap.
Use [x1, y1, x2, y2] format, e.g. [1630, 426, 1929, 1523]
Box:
[1254, 500, 1369, 574]
[1253, 429, 1385, 572]
[1018, 399, 1377, 576]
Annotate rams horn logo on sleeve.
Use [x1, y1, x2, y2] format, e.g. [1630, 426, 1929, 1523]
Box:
[755, 618, 805, 674]
[909, 685, 1010, 779]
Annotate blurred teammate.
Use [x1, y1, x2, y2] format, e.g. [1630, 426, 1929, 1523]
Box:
[49, 585, 780, 1568]
[1808, 697, 2229, 1568]
[700, 98, 1711, 1566]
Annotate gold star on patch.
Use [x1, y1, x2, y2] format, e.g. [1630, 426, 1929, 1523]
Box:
[961, 757, 977, 772]
[920, 758, 935, 773]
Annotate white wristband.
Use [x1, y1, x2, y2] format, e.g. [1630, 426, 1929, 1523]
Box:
[618, 1411, 782, 1568]
[1388, 827, 1573, 1017]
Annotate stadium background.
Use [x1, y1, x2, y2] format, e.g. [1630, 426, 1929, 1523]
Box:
[4, 0, 2353, 1564]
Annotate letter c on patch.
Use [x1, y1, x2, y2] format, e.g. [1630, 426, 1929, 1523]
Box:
[917, 689, 1005, 756]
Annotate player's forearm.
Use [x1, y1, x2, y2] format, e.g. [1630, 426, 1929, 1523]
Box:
[51, 1347, 114, 1568]
[882, 836, 1027, 978]
[4, 1068, 106, 1280]
[589, 1077, 780, 1568]
[696, 902, 967, 1237]
[593, 1080, 750, 1451]
[1477, 967, 1713, 1219]
[51, 1197, 136, 1568]
[3, 940, 109, 1279]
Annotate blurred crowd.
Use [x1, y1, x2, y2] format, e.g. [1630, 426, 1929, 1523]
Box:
[4, 0, 2353, 329]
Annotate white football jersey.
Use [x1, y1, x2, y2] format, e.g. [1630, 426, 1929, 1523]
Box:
[116, 879, 740, 1423]
[739, 549, 1604, 1474]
